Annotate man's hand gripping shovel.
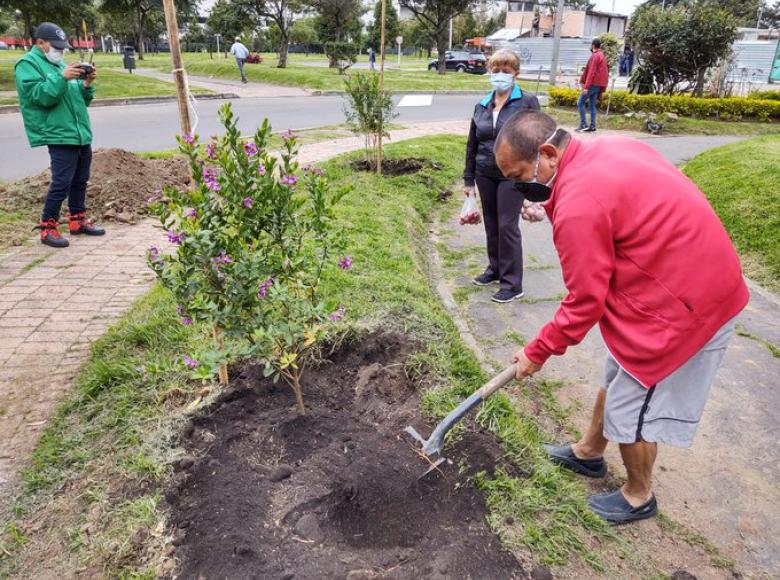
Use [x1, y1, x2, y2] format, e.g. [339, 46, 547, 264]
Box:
[403, 364, 519, 477]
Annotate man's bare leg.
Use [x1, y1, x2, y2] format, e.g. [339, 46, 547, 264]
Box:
[572, 388, 609, 459]
[618, 440, 657, 506]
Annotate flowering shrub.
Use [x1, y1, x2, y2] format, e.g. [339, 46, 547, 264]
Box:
[148, 103, 349, 413]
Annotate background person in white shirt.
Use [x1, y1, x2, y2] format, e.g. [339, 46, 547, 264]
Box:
[230, 37, 250, 84]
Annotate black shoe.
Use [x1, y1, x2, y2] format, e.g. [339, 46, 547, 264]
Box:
[587, 490, 658, 524]
[68, 213, 106, 236]
[584, 126, 597, 132]
[36, 219, 69, 248]
[491, 288, 524, 303]
[544, 444, 607, 478]
[574, 126, 587, 133]
[472, 272, 499, 286]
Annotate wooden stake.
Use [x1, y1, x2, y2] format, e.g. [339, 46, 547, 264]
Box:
[162, 0, 192, 137]
[213, 327, 229, 386]
[377, 0, 387, 175]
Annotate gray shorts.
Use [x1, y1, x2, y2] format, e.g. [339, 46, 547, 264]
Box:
[603, 319, 735, 448]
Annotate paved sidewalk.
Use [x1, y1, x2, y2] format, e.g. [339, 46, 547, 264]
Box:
[119, 67, 311, 99]
[435, 136, 779, 577]
[0, 120, 468, 508]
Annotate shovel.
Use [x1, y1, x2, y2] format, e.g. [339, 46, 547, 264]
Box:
[404, 363, 518, 476]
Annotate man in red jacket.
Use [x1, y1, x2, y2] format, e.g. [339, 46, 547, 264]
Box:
[577, 38, 609, 133]
[494, 111, 749, 524]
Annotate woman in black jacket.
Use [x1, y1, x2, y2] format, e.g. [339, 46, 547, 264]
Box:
[464, 49, 540, 303]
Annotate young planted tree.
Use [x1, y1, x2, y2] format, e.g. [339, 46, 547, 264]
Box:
[343, 72, 397, 170]
[399, 0, 474, 74]
[147, 104, 349, 414]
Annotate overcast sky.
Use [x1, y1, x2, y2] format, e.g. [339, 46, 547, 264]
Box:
[198, 0, 643, 19]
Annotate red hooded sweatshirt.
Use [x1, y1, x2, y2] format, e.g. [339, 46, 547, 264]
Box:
[524, 136, 749, 387]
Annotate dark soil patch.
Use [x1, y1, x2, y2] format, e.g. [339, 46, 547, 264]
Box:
[350, 158, 437, 176]
[0, 148, 189, 225]
[166, 332, 525, 579]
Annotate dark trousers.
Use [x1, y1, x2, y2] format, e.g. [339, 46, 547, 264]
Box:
[236, 58, 247, 81]
[476, 170, 524, 292]
[43, 144, 91, 221]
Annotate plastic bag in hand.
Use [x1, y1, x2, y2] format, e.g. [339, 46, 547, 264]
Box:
[459, 191, 482, 225]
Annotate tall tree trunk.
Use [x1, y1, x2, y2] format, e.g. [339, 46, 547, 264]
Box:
[278, 33, 290, 68]
[24, 12, 33, 49]
[693, 67, 706, 97]
[436, 29, 447, 74]
[136, 9, 146, 60]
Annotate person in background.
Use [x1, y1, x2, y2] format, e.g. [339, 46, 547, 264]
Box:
[495, 110, 748, 524]
[15, 22, 105, 248]
[576, 38, 609, 133]
[230, 36, 249, 84]
[368, 47, 376, 71]
[463, 49, 540, 303]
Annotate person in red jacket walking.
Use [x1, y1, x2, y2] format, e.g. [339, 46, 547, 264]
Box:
[577, 38, 609, 133]
[494, 111, 749, 524]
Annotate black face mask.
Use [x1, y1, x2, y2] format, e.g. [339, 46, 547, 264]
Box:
[513, 129, 560, 202]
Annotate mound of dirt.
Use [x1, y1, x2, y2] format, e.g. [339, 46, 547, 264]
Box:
[166, 332, 525, 579]
[350, 158, 439, 176]
[0, 148, 189, 224]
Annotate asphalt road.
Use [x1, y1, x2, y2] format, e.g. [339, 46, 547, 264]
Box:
[0, 94, 479, 181]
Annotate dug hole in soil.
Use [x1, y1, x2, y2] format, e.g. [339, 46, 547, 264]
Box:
[166, 332, 525, 579]
[0, 148, 189, 225]
[349, 158, 441, 176]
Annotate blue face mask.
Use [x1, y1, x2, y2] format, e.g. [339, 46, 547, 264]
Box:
[490, 72, 514, 93]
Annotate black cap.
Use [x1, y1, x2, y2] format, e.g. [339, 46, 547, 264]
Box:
[34, 22, 70, 50]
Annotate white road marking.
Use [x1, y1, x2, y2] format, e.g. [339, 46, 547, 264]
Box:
[398, 95, 433, 107]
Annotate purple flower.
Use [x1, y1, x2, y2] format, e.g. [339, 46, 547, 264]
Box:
[180, 317, 193, 326]
[183, 207, 198, 219]
[281, 174, 298, 186]
[206, 142, 217, 160]
[338, 256, 353, 270]
[211, 251, 233, 265]
[147, 190, 163, 204]
[202, 167, 221, 192]
[147, 245, 161, 262]
[257, 277, 274, 299]
[282, 129, 296, 141]
[182, 355, 199, 367]
[180, 133, 195, 145]
[244, 141, 258, 157]
[242, 196, 254, 209]
[258, 165, 266, 176]
[167, 230, 184, 245]
[328, 307, 346, 322]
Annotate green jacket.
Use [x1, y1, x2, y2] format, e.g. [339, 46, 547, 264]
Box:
[15, 46, 95, 148]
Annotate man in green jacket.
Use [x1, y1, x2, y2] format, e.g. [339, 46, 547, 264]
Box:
[15, 22, 105, 248]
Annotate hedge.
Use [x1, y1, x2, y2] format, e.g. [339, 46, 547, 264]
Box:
[748, 89, 780, 102]
[548, 88, 780, 121]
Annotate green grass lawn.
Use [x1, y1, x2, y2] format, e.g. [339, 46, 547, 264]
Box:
[98, 52, 543, 94]
[548, 106, 780, 136]
[0, 58, 212, 105]
[0, 135, 624, 577]
[684, 135, 780, 291]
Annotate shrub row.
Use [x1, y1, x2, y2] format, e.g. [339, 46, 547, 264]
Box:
[748, 89, 780, 101]
[549, 88, 780, 121]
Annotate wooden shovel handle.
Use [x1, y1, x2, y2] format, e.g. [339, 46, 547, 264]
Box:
[476, 364, 519, 400]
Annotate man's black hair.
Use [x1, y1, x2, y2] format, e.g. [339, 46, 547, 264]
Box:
[592, 38, 602, 48]
[495, 110, 568, 162]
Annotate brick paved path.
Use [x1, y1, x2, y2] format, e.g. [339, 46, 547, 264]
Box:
[0, 120, 468, 505]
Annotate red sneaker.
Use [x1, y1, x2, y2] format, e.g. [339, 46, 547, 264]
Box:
[68, 212, 106, 236]
[36, 219, 69, 248]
